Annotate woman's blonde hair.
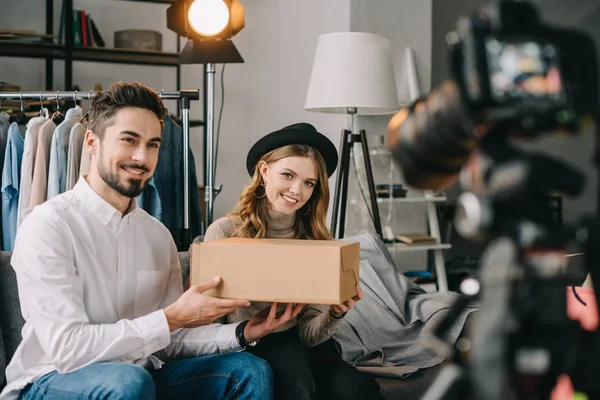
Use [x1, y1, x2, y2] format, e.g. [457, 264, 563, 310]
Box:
[229, 144, 333, 240]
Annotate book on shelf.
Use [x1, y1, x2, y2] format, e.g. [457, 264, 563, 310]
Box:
[58, 2, 105, 48]
[0, 30, 55, 43]
[395, 233, 437, 245]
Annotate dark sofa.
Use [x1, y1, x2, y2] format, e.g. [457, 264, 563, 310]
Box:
[0, 250, 440, 399]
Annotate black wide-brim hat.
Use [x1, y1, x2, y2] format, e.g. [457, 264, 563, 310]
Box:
[246, 123, 339, 177]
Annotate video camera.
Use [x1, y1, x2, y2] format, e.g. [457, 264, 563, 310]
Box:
[387, 1, 600, 399]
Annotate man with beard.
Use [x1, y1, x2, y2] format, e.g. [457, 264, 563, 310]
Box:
[0, 82, 289, 400]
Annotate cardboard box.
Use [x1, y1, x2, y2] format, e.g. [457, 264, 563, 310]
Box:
[190, 238, 360, 305]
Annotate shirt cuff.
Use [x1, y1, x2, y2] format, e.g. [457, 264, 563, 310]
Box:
[139, 309, 171, 354]
[227, 322, 244, 352]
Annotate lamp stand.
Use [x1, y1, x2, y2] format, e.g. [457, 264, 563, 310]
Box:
[330, 109, 383, 239]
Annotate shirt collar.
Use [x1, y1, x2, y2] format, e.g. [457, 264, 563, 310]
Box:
[73, 176, 138, 225]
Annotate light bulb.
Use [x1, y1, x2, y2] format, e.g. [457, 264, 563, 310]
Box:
[188, 0, 230, 37]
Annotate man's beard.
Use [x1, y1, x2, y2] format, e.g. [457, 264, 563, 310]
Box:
[97, 151, 150, 198]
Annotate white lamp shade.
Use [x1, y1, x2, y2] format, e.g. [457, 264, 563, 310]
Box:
[305, 32, 399, 115]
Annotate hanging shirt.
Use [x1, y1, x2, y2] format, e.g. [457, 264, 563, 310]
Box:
[65, 121, 87, 191]
[0, 112, 10, 175]
[23, 120, 56, 221]
[0, 112, 11, 245]
[47, 107, 83, 199]
[137, 176, 162, 221]
[17, 117, 51, 227]
[0, 176, 241, 400]
[1, 123, 25, 251]
[79, 137, 91, 178]
[154, 116, 202, 250]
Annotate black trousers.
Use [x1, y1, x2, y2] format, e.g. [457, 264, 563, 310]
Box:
[246, 327, 385, 400]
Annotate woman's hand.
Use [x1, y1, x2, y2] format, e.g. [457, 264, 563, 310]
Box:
[244, 302, 305, 342]
[330, 286, 363, 318]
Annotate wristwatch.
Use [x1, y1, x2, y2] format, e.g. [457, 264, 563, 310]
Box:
[236, 320, 258, 348]
[329, 307, 347, 320]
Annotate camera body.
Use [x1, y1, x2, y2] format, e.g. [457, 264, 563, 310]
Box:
[449, 0, 598, 136]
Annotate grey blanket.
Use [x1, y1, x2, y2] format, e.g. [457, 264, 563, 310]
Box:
[335, 234, 478, 378]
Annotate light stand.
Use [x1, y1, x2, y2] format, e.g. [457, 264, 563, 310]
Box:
[205, 62, 216, 226]
[177, 39, 244, 229]
[181, 94, 191, 247]
[331, 114, 383, 239]
[167, 0, 246, 230]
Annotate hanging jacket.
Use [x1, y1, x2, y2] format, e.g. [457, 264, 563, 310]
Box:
[47, 106, 83, 199]
[152, 115, 202, 250]
[16, 116, 49, 227]
[65, 121, 87, 191]
[0, 112, 11, 245]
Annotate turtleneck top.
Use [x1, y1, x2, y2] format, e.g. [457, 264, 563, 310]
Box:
[203, 208, 341, 347]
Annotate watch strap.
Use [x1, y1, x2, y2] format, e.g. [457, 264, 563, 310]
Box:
[235, 320, 257, 348]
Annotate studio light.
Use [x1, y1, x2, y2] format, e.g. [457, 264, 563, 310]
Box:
[188, 0, 230, 36]
[167, 0, 244, 43]
[166, 0, 245, 227]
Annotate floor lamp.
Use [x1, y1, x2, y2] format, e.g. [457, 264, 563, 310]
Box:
[305, 32, 400, 239]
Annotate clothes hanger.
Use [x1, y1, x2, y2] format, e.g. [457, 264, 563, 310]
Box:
[39, 91, 49, 119]
[50, 91, 64, 124]
[16, 93, 26, 124]
[79, 89, 92, 124]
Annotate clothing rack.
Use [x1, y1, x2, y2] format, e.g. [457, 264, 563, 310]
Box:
[0, 89, 200, 250]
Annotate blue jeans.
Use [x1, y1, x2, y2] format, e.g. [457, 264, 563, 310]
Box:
[21, 352, 273, 400]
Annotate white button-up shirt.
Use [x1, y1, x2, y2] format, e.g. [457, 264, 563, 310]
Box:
[0, 177, 241, 400]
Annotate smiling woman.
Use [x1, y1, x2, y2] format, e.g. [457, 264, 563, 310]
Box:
[203, 123, 386, 400]
[260, 158, 318, 214]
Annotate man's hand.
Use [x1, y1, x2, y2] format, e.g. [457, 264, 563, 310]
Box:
[164, 276, 250, 332]
[243, 302, 305, 342]
[330, 285, 363, 318]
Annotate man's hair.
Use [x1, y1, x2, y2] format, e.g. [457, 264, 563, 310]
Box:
[88, 81, 165, 139]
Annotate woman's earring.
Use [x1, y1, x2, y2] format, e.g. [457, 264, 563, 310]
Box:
[301, 203, 311, 215]
[255, 180, 266, 198]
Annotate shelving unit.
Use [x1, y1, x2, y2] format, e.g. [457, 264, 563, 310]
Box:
[0, 0, 191, 96]
[381, 191, 451, 292]
[1, 0, 216, 204]
[365, 144, 451, 292]
[387, 243, 452, 253]
[0, 40, 180, 66]
[377, 195, 447, 204]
